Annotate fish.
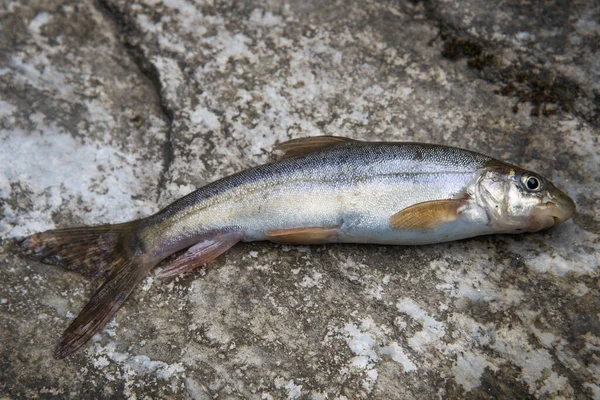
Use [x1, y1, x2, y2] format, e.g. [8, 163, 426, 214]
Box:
[19, 136, 576, 358]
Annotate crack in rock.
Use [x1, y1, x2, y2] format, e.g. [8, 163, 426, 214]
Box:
[95, 0, 175, 201]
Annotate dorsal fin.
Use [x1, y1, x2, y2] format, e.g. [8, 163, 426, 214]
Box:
[273, 136, 357, 159]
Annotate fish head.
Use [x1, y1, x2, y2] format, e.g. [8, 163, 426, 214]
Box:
[476, 163, 576, 233]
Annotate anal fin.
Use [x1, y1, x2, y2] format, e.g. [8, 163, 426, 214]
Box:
[157, 232, 241, 279]
[390, 199, 464, 230]
[266, 226, 339, 244]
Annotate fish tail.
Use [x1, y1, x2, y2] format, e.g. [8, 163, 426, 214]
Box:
[20, 222, 141, 279]
[20, 221, 155, 358]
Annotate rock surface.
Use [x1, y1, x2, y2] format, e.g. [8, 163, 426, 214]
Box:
[1, 0, 598, 398]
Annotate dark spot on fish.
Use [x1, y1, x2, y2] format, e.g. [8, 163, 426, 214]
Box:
[414, 148, 423, 162]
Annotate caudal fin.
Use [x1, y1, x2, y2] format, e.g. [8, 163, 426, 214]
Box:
[20, 222, 154, 358]
[20, 222, 138, 280]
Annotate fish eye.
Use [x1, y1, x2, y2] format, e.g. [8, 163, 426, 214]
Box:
[521, 173, 543, 192]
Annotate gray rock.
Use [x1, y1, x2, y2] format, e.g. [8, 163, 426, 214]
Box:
[1, 0, 598, 398]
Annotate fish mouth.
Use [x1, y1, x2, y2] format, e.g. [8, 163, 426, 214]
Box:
[545, 190, 576, 225]
[528, 190, 575, 232]
[534, 198, 576, 229]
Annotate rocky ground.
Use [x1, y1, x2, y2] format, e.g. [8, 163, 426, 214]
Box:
[0, 0, 599, 398]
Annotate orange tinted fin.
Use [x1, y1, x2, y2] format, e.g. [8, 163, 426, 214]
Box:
[274, 136, 357, 159]
[390, 199, 463, 230]
[266, 226, 339, 244]
[157, 232, 241, 279]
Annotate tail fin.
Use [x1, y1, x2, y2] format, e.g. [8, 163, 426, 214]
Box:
[20, 222, 155, 358]
[20, 222, 139, 280]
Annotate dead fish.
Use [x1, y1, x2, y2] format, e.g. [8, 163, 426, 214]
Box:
[20, 136, 576, 358]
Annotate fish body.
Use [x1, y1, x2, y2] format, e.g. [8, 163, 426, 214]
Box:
[142, 142, 491, 252]
[20, 136, 576, 357]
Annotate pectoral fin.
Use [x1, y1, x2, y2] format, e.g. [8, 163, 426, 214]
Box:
[390, 199, 464, 230]
[266, 226, 339, 244]
[274, 136, 357, 159]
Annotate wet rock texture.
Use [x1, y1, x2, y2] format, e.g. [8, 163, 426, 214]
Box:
[1, 0, 598, 398]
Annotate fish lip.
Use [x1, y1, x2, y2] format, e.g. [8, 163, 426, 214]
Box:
[545, 187, 576, 222]
[543, 199, 576, 226]
[527, 198, 575, 232]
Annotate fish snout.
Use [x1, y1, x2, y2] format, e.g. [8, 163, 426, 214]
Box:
[544, 188, 576, 225]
